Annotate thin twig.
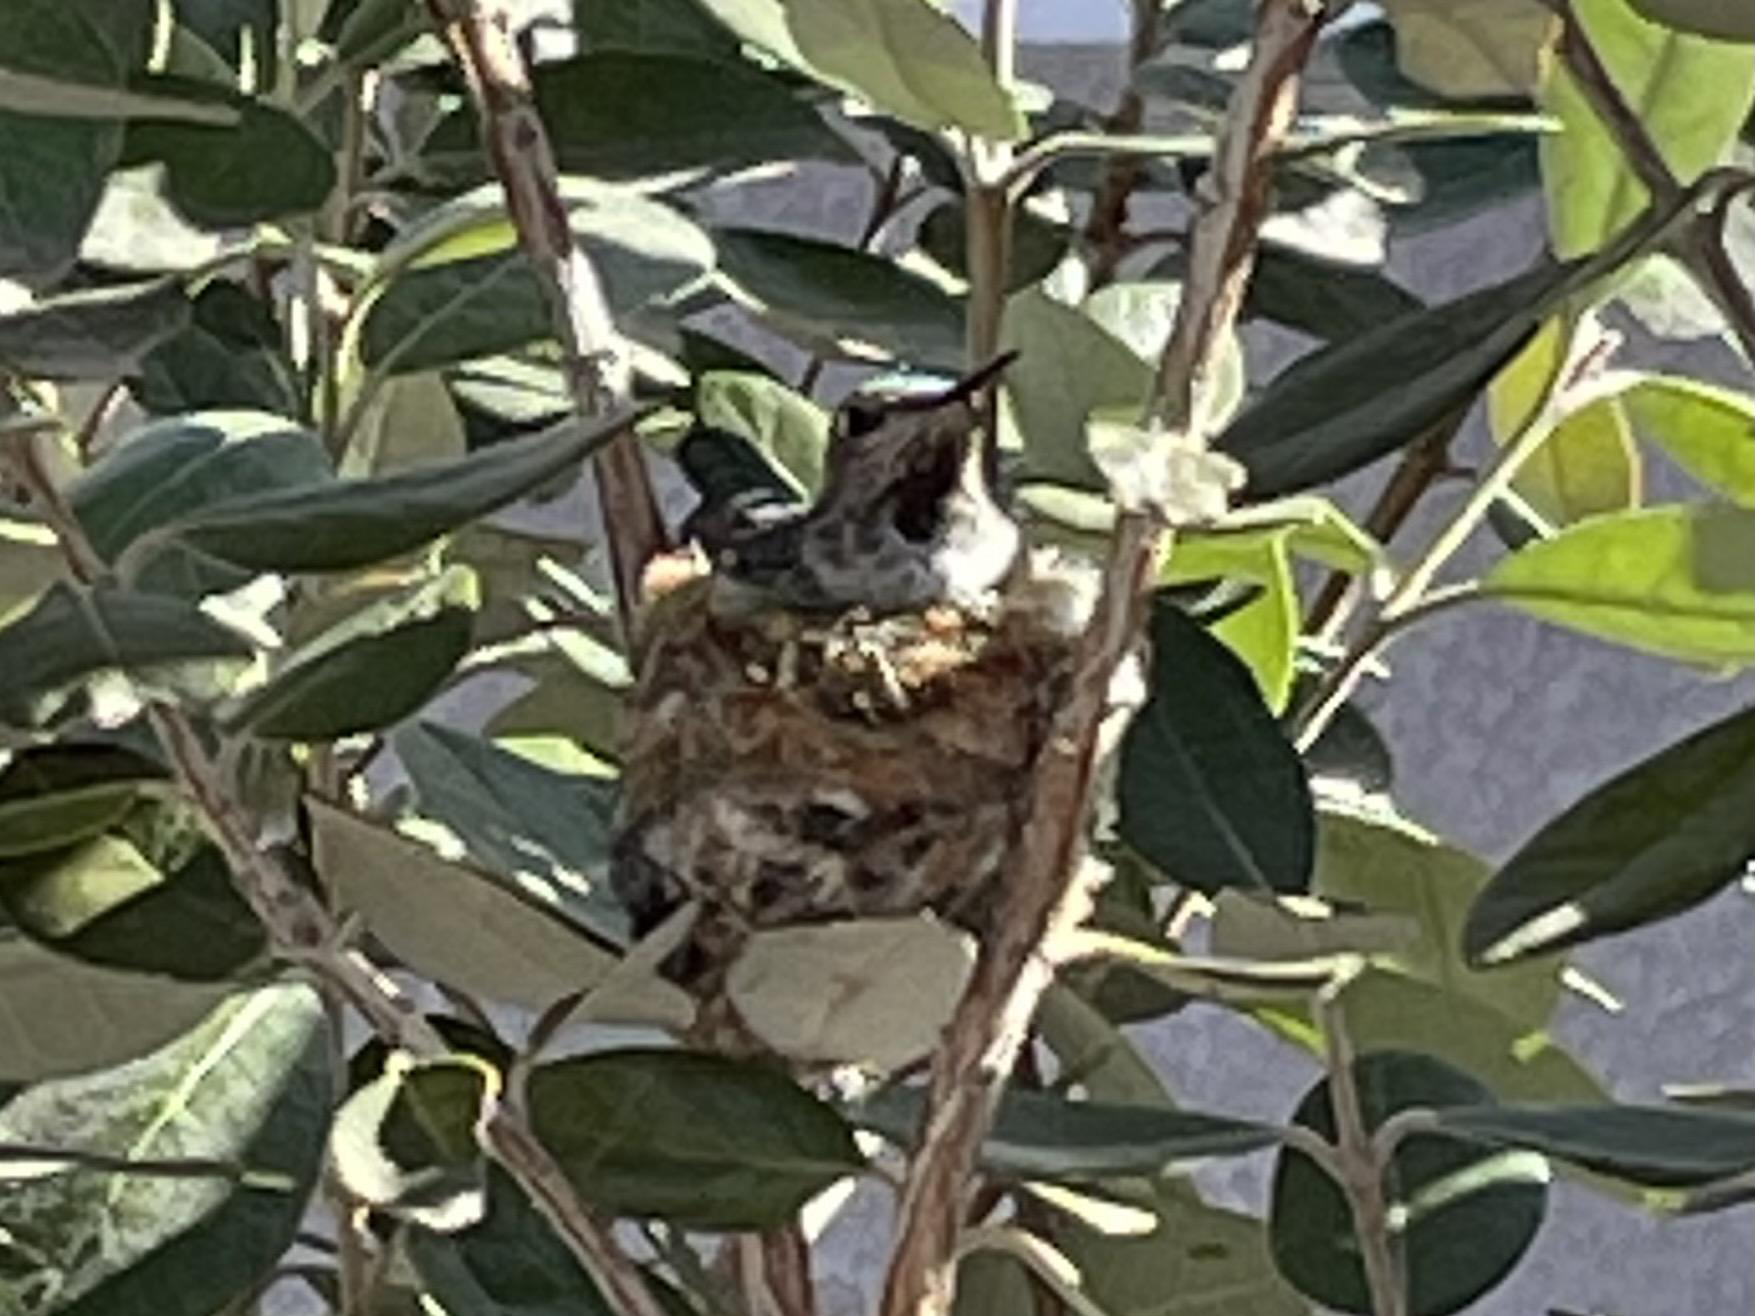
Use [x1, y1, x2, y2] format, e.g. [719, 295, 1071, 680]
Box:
[423, 0, 666, 645]
[1316, 983, 1407, 1316]
[1078, 0, 1161, 289]
[875, 8, 1326, 1316]
[1678, 180, 1755, 364]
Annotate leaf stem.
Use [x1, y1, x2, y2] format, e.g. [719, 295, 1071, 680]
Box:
[1316, 981, 1408, 1316]
[422, 0, 665, 646]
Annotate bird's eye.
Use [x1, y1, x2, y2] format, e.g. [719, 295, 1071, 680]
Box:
[839, 402, 885, 440]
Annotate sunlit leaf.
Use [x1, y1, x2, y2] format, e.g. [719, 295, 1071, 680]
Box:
[1480, 503, 1755, 666]
[1623, 376, 1754, 508]
[0, 984, 330, 1316]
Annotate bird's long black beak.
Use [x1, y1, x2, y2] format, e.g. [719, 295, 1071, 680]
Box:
[884, 351, 1019, 414]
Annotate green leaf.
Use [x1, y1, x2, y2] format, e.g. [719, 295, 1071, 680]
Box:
[0, 932, 231, 1082]
[852, 1085, 1276, 1181]
[696, 369, 828, 496]
[1541, 0, 1755, 259]
[308, 797, 620, 1010]
[1245, 240, 1427, 339]
[427, 51, 849, 182]
[395, 722, 630, 947]
[0, 0, 152, 286]
[999, 288, 1150, 488]
[1083, 281, 1245, 434]
[1162, 527, 1299, 711]
[122, 407, 637, 577]
[406, 1166, 615, 1316]
[0, 277, 189, 378]
[0, 797, 265, 981]
[1623, 376, 1755, 507]
[1626, 0, 1755, 38]
[1438, 1103, 1755, 1188]
[1270, 1049, 1548, 1316]
[71, 410, 331, 566]
[1035, 982, 1176, 1108]
[1117, 601, 1315, 894]
[1479, 503, 1755, 667]
[131, 282, 301, 417]
[0, 582, 254, 728]
[1464, 704, 1755, 964]
[1052, 1184, 1310, 1316]
[918, 199, 1066, 292]
[1219, 262, 1566, 497]
[0, 742, 163, 859]
[784, 0, 1023, 140]
[120, 79, 335, 227]
[715, 225, 966, 371]
[225, 567, 477, 740]
[330, 1054, 490, 1229]
[576, 0, 742, 57]
[526, 1048, 864, 1229]
[0, 983, 331, 1316]
[1312, 808, 1564, 1031]
[358, 182, 714, 377]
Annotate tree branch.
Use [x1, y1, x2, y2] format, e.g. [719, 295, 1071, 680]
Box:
[423, 0, 666, 645]
[1078, 0, 1162, 289]
[1, 424, 668, 1316]
[875, 8, 1326, 1316]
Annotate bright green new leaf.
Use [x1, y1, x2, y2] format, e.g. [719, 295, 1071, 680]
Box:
[1163, 527, 1299, 711]
[1625, 0, 1755, 38]
[1541, 0, 1755, 258]
[1624, 376, 1755, 507]
[1480, 502, 1755, 666]
[1464, 704, 1755, 964]
[785, 0, 1024, 141]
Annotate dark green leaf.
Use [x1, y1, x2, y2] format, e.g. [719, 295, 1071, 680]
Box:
[424, 52, 848, 182]
[1117, 600, 1315, 894]
[851, 1085, 1275, 1181]
[131, 282, 301, 417]
[715, 226, 966, 371]
[395, 722, 630, 947]
[330, 1055, 490, 1229]
[407, 1166, 616, 1316]
[359, 183, 713, 376]
[1479, 503, 1755, 667]
[0, 0, 152, 285]
[0, 795, 264, 980]
[527, 1048, 864, 1229]
[71, 410, 331, 565]
[575, 0, 741, 56]
[918, 199, 1067, 291]
[1626, 0, 1755, 39]
[0, 983, 331, 1316]
[1220, 262, 1567, 497]
[121, 79, 335, 227]
[225, 567, 477, 740]
[0, 742, 163, 859]
[1464, 704, 1755, 965]
[1438, 1103, 1755, 1188]
[122, 407, 637, 577]
[1270, 1050, 1548, 1316]
[173, 0, 276, 84]
[0, 582, 253, 728]
[1244, 243, 1426, 339]
[0, 277, 189, 379]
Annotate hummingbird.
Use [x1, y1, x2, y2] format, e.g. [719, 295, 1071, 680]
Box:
[676, 352, 1023, 619]
[609, 352, 1088, 1050]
